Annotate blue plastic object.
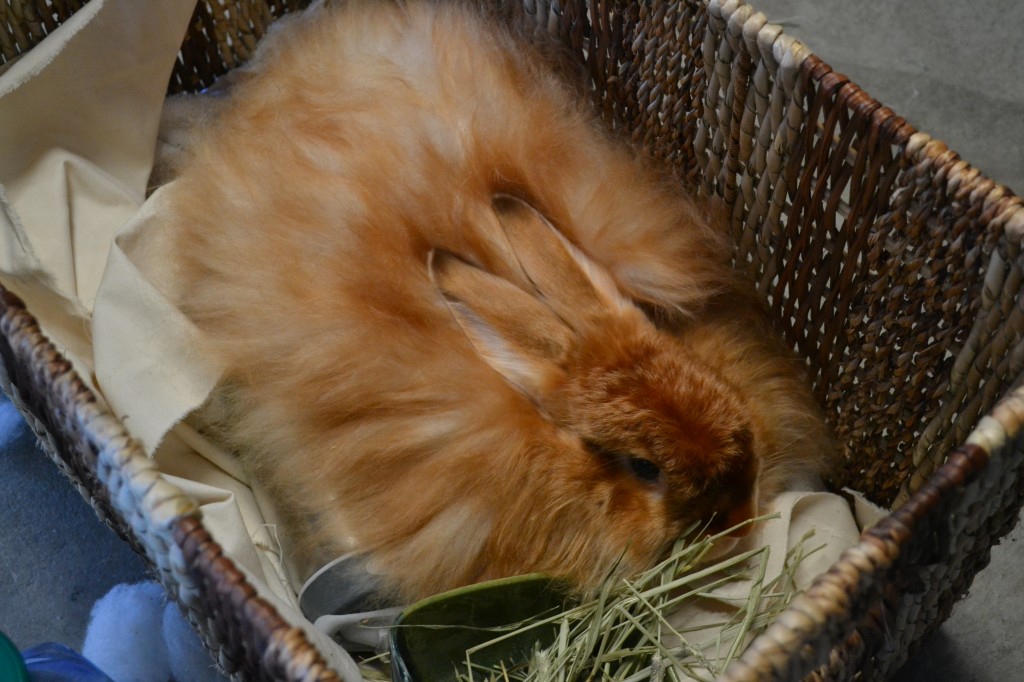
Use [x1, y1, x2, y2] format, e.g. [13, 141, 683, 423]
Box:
[20, 642, 114, 682]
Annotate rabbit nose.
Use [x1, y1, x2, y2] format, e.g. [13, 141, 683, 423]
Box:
[722, 498, 755, 537]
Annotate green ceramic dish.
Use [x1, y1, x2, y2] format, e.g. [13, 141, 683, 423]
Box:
[390, 573, 573, 681]
[0, 631, 29, 682]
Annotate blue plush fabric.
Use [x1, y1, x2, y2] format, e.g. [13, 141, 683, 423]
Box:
[81, 581, 227, 682]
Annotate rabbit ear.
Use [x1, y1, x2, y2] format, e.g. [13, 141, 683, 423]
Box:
[429, 249, 574, 400]
[492, 195, 634, 326]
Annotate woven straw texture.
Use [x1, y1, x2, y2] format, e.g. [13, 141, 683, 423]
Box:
[3, 0, 1023, 680]
[0, 290, 341, 682]
[0, 0, 87, 62]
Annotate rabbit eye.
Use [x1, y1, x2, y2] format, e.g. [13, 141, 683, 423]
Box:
[627, 457, 661, 483]
[583, 439, 661, 484]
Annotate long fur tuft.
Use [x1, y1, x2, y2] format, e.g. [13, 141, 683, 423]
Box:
[166, 0, 832, 602]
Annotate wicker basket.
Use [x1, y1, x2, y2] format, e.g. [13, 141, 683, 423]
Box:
[2, 0, 1023, 680]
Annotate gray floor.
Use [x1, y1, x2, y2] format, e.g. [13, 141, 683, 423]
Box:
[0, 404, 150, 651]
[755, 0, 1024, 195]
[1, 0, 1022, 679]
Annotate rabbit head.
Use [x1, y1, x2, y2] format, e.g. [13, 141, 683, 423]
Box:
[428, 196, 758, 588]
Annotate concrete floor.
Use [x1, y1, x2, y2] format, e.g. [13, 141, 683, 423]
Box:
[1, 0, 1022, 679]
[0, 404, 150, 650]
[755, 0, 1024, 195]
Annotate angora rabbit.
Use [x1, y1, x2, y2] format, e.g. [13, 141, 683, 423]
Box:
[165, 0, 833, 602]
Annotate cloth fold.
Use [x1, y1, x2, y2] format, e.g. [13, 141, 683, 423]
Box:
[0, 1, 358, 676]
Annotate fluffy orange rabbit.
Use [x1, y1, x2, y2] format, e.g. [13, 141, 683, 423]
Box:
[166, 0, 832, 602]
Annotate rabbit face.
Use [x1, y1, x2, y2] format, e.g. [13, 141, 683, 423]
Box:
[430, 196, 760, 582]
[550, 331, 759, 538]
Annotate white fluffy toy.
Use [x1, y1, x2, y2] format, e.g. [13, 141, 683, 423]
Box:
[82, 582, 226, 682]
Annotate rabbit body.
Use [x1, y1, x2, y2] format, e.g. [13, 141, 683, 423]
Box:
[167, 0, 832, 602]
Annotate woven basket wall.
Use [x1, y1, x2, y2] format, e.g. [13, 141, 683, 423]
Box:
[2, 0, 1023, 680]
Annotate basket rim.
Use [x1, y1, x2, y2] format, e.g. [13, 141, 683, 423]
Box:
[710, 3, 1024, 671]
[0, 286, 344, 682]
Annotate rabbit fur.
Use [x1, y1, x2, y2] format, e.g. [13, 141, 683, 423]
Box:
[164, 0, 834, 602]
